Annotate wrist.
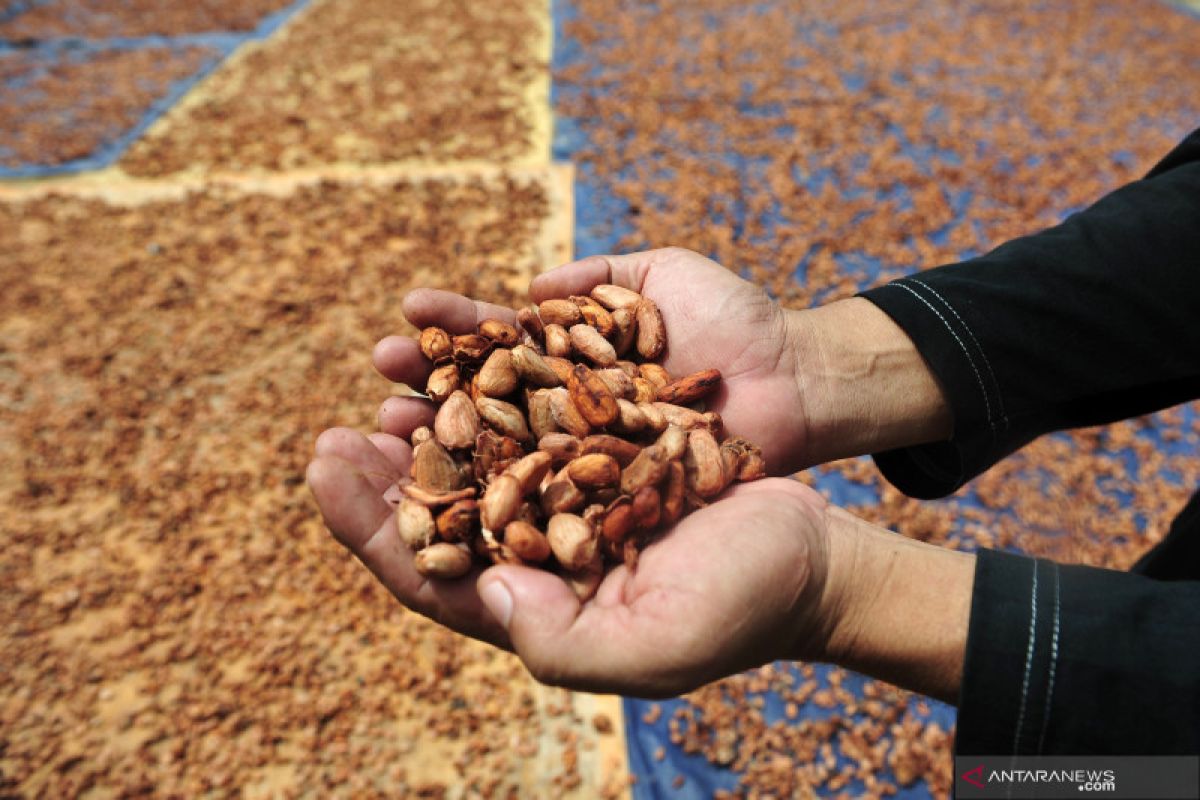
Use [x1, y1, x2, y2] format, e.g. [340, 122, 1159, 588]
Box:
[814, 506, 975, 704]
[785, 298, 954, 467]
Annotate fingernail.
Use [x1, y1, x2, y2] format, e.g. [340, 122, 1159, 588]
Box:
[479, 580, 513, 629]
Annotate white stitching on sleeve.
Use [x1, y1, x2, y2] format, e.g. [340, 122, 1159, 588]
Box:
[1013, 559, 1040, 754]
[1037, 563, 1061, 754]
[908, 277, 1009, 430]
[889, 282, 997, 436]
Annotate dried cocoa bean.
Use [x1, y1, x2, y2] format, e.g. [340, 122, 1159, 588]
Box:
[590, 283, 643, 310]
[480, 474, 521, 531]
[567, 364, 619, 427]
[544, 323, 572, 358]
[612, 398, 648, 435]
[657, 368, 722, 405]
[538, 432, 583, 467]
[567, 453, 620, 489]
[478, 318, 520, 346]
[506, 451, 554, 495]
[516, 305, 544, 342]
[569, 324, 617, 367]
[511, 344, 561, 387]
[426, 363, 461, 403]
[504, 520, 551, 563]
[414, 543, 473, 579]
[684, 429, 730, 498]
[638, 363, 671, 391]
[412, 438, 467, 492]
[525, 389, 557, 440]
[572, 296, 616, 337]
[436, 499, 479, 543]
[401, 484, 477, 507]
[434, 390, 480, 449]
[621, 443, 670, 495]
[397, 498, 436, 549]
[635, 298, 666, 359]
[419, 326, 452, 362]
[661, 460, 685, 525]
[452, 334, 492, 364]
[475, 397, 533, 443]
[477, 348, 518, 396]
[538, 299, 584, 327]
[581, 433, 642, 466]
[631, 486, 662, 530]
[548, 386, 592, 437]
[547, 513, 597, 571]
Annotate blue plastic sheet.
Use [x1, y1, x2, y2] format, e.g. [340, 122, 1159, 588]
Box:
[550, 0, 1200, 796]
[0, 0, 312, 177]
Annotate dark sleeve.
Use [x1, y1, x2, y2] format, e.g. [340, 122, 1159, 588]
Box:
[955, 549, 1200, 754]
[858, 127, 1200, 498]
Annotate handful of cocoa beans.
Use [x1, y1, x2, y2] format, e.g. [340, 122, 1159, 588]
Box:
[396, 285, 767, 600]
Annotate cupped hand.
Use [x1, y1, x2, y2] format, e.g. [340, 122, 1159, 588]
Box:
[307, 425, 836, 697]
[373, 247, 816, 473]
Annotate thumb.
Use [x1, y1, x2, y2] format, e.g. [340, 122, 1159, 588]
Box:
[477, 567, 621, 691]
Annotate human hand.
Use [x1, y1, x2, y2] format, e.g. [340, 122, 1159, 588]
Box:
[307, 425, 837, 696]
[373, 247, 952, 474]
[372, 247, 817, 474]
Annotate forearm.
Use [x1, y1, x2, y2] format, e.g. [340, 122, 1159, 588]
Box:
[787, 298, 954, 467]
[813, 505, 975, 705]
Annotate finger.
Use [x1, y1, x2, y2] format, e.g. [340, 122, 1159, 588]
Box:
[315, 427, 402, 492]
[402, 288, 516, 334]
[373, 335, 433, 388]
[306, 455, 394, 550]
[378, 396, 436, 439]
[309, 455, 511, 649]
[367, 432, 414, 476]
[530, 249, 677, 302]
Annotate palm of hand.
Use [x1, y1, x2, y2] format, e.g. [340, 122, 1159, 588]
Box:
[309, 422, 831, 697]
[616, 250, 811, 473]
[567, 478, 830, 696]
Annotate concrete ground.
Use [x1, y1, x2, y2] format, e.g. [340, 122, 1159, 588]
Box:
[0, 0, 628, 797]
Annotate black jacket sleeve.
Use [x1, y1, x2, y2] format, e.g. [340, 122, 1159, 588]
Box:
[857, 127, 1200, 755]
[956, 547, 1200, 754]
[859, 127, 1200, 499]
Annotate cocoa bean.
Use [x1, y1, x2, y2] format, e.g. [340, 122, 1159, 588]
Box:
[538, 299, 584, 327]
[426, 363, 461, 403]
[434, 390, 480, 449]
[478, 318, 520, 346]
[657, 368, 722, 405]
[547, 513, 597, 571]
[397, 499, 436, 549]
[567, 453, 620, 489]
[504, 520, 552, 563]
[436, 499, 479, 543]
[590, 283, 643, 310]
[480, 474, 521, 531]
[414, 543, 473, 579]
[544, 323, 572, 358]
[569, 324, 618, 367]
[635, 298, 666, 359]
[419, 326, 452, 362]
[581, 433, 642, 466]
[477, 348, 519, 396]
[567, 364, 619, 427]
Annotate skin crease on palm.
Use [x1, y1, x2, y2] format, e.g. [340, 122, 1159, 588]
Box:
[307, 247, 972, 701]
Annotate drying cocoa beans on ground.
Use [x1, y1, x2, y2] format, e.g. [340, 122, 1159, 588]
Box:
[397, 286, 767, 600]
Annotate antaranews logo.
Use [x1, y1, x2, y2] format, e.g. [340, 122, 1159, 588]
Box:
[954, 756, 1197, 799]
[958, 764, 1113, 792]
[961, 764, 985, 789]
